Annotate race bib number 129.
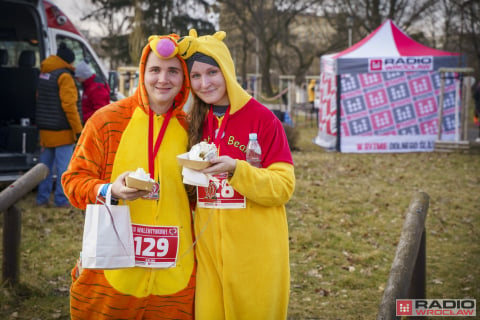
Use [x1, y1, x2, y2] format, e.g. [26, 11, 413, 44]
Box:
[131, 224, 179, 268]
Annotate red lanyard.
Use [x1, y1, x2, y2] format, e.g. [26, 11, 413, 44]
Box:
[148, 106, 173, 179]
[207, 105, 230, 148]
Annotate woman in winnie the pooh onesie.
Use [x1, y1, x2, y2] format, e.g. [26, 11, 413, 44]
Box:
[177, 30, 295, 319]
[61, 34, 195, 319]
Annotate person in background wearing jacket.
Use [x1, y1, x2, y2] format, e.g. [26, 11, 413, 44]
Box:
[177, 29, 295, 319]
[35, 42, 82, 208]
[74, 60, 110, 123]
[307, 78, 318, 126]
[308, 78, 316, 107]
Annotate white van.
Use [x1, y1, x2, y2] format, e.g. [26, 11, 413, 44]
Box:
[0, 0, 120, 181]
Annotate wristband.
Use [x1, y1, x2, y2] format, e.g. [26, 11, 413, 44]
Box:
[99, 183, 111, 197]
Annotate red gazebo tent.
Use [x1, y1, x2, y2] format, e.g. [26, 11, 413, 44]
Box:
[314, 19, 464, 153]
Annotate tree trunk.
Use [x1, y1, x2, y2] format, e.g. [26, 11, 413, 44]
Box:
[129, 0, 145, 63]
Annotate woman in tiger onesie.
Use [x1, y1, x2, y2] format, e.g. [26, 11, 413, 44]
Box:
[61, 34, 195, 319]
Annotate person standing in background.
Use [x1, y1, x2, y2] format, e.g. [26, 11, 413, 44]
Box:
[74, 60, 110, 123]
[35, 42, 82, 208]
[307, 78, 318, 125]
[308, 78, 316, 108]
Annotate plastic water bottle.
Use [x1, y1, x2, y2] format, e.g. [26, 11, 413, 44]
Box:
[246, 133, 262, 168]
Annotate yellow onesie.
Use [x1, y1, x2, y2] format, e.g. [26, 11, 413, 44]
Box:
[178, 30, 296, 319]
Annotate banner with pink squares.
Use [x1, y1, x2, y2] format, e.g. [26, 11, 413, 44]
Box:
[314, 71, 458, 153]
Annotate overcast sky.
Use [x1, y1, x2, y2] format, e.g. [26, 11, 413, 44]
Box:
[50, 0, 100, 36]
[50, 0, 219, 37]
[51, 0, 89, 19]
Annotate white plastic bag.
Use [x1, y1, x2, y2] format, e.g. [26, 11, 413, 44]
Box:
[81, 185, 135, 269]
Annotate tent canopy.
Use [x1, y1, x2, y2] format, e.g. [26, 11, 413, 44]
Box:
[322, 19, 462, 75]
[315, 19, 466, 153]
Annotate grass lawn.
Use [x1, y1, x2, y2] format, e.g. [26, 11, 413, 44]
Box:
[1, 120, 479, 319]
[287, 125, 479, 319]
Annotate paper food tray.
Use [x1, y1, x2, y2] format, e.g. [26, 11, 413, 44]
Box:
[125, 175, 154, 192]
[176, 152, 211, 170]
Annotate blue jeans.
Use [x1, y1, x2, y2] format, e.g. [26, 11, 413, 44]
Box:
[36, 144, 74, 206]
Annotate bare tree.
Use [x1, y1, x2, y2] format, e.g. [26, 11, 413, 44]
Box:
[414, 0, 479, 80]
[218, 0, 322, 96]
[220, 0, 444, 96]
[275, 13, 339, 85]
[84, 0, 216, 67]
[81, 0, 133, 69]
[82, 0, 479, 91]
[439, 0, 480, 79]
[464, 0, 480, 81]
[129, 0, 145, 63]
[321, 0, 437, 41]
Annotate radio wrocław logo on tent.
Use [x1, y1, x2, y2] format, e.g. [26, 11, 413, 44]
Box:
[369, 57, 433, 72]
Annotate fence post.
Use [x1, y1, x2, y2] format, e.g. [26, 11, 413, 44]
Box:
[377, 191, 429, 320]
[1, 163, 49, 285]
[409, 229, 426, 300]
[3, 205, 22, 284]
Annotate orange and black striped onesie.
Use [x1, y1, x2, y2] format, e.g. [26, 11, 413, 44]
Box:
[61, 36, 195, 319]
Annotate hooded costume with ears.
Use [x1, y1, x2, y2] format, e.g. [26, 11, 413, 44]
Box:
[178, 29, 251, 114]
[178, 29, 295, 319]
[62, 34, 195, 319]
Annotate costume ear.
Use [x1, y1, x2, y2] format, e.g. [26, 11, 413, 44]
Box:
[177, 29, 199, 59]
[148, 35, 179, 59]
[213, 31, 226, 41]
[168, 33, 180, 41]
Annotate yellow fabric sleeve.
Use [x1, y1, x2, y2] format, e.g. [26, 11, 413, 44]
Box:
[229, 161, 295, 207]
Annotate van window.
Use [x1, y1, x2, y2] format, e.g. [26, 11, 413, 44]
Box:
[56, 36, 106, 82]
[1, 41, 40, 68]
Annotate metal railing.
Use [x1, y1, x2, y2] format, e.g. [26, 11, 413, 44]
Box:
[1, 163, 48, 285]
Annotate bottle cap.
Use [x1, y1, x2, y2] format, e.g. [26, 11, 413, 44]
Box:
[249, 133, 257, 140]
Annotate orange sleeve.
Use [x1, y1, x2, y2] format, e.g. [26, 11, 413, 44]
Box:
[61, 98, 135, 209]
